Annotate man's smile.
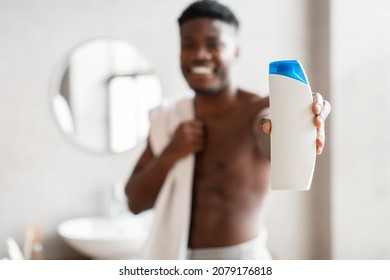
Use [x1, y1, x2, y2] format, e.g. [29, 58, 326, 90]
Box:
[190, 66, 214, 75]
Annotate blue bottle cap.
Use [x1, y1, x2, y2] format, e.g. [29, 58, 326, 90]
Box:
[269, 60, 308, 84]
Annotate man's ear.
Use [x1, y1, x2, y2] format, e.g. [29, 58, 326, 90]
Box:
[234, 46, 240, 59]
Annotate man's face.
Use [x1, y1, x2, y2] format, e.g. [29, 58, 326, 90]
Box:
[180, 18, 239, 96]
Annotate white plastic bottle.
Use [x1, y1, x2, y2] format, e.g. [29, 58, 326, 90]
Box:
[269, 60, 316, 190]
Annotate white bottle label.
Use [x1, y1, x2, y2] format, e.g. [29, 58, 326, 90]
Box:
[269, 64, 316, 190]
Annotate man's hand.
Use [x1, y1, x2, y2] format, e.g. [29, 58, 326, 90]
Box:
[261, 92, 331, 155]
[163, 120, 206, 160]
[311, 92, 331, 155]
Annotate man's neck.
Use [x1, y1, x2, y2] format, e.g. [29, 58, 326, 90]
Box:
[194, 87, 240, 118]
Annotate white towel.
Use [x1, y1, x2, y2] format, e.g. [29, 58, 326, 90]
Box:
[142, 97, 195, 259]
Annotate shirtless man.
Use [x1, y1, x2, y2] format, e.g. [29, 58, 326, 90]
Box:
[125, 0, 331, 259]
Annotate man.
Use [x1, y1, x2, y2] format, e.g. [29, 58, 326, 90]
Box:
[125, 0, 331, 259]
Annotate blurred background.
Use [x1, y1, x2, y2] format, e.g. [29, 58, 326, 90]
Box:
[1, 0, 390, 259]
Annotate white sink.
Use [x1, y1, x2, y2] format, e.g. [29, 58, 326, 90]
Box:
[58, 213, 151, 259]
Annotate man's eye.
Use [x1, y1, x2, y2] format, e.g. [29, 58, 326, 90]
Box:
[208, 42, 223, 50]
[182, 43, 195, 49]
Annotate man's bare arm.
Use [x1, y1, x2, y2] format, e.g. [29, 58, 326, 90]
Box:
[125, 141, 177, 214]
[125, 120, 205, 214]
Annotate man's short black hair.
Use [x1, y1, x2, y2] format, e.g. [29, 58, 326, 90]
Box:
[178, 0, 239, 29]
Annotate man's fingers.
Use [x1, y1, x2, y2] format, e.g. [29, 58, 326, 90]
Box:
[190, 120, 205, 129]
[314, 99, 331, 128]
[316, 126, 325, 155]
[312, 92, 324, 115]
[192, 138, 205, 152]
[261, 117, 272, 135]
[187, 121, 206, 135]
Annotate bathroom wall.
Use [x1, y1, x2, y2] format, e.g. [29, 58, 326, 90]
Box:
[0, 0, 330, 259]
[331, 0, 390, 259]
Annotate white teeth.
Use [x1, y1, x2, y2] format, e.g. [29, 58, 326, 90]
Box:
[191, 66, 213, 74]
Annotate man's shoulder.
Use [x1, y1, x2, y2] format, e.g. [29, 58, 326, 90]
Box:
[237, 89, 269, 107]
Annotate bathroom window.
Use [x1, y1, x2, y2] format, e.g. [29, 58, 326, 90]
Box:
[108, 75, 161, 153]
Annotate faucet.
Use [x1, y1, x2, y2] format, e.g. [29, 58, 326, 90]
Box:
[108, 181, 127, 220]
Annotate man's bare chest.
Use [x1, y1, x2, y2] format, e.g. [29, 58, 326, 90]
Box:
[195, 113, 258, 171]
[205, 112, 251, 147]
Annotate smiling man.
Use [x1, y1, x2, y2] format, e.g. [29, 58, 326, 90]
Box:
[125, 0, 331, 260]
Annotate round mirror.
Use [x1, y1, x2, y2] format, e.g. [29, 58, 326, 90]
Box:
[51, 38, 162, 154]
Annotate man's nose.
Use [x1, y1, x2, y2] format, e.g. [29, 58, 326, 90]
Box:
[194, 46, 212, 60]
